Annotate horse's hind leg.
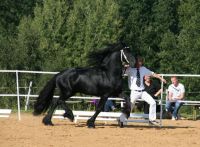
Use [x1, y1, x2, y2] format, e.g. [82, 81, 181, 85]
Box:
[42, 96, 74, 125]
[57, 82, 74, 122]
[59, 99, 74, 122]
[87, 97, 108, 128]
[43, 99, 59, 126]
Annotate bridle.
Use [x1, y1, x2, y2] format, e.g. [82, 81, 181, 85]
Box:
[120, 47, 130, 65]
[120, 47, 131, 76]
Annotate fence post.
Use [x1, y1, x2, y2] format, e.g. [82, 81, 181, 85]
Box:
[16, 70, 21, 120]
[25, 81, 32, 111]
[160, 75, 164, 128]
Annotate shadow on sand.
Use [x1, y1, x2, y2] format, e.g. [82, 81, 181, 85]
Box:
[72, 122, 193, 130]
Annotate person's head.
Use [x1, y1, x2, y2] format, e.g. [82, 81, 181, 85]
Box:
[135, 56, 143, 68]
[171, 76, 179, 86]
[144, 75, 151, 83]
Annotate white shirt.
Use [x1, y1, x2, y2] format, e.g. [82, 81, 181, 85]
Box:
[125, 66, 154, 90]
[168, 83, 185, 100]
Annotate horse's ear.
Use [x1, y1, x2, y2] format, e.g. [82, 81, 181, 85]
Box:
[118, 37, 128, 47]
[119, 41, 126, 48]
[121, 42, 130, 50]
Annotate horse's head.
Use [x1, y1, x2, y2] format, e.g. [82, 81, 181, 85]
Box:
[120, 43, 135, 68]
[87, 42, 135, 68]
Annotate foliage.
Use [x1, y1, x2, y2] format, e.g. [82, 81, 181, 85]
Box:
[1, 0, 200, 110]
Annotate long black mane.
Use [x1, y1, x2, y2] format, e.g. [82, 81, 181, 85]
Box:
[87, 43, 123, 66]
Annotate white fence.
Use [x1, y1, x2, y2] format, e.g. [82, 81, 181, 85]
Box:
[0, 70, 200, 124]
[0, 70, 57, 120]
[0, 70, 125, 121]
[0, 109, 12, 118]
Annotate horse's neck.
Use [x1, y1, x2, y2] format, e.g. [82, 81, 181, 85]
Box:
[103, 52, 122, 78]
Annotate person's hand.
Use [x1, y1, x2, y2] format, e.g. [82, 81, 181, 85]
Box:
[124, 64, 130, 68]
[172, 97, 178, 101]
[168, 97, 172, 101]
[161, 78, 167, 84]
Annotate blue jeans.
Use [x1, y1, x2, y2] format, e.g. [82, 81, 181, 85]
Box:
[165, 100, 183, 118]
[104, 100, 115, 112]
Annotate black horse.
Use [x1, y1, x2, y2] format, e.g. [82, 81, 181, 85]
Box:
[33, 42, 135, 128]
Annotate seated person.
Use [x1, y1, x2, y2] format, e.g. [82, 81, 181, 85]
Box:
[91, 99, 116, 112]
[143, 75, 162, 114]
[104, 99, 116, 112]
[165, 76, 185, 120]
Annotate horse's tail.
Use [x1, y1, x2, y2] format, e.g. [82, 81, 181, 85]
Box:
[33, 74, 57, 115]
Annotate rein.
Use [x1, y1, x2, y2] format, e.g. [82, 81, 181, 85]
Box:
[120, 47, 130, 65]
[120, 47, 130, 76]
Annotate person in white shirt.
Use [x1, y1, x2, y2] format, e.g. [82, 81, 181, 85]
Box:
[119, 56, 166, 126]
[166, 76, 185, 120]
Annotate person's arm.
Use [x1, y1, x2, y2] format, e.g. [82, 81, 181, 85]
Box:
[174, 92, 185, 100]
[143, 67, 166, 84]
[168, 91, 174, 101]
[152, 73, 167, 84]
[168, 91, 185, 100]
[154, 89, 162, 97]
[166, 89, 169, 101]
[153, 81, 162, 97]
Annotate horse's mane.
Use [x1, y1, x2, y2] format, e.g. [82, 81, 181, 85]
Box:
[87, 43, 123, 66]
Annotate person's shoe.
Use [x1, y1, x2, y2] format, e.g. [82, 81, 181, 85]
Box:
[111, 106, 116, 111]
[149, 120, 160, 126]
[172, 116, 177, 121]
[166, 112, 172, 119]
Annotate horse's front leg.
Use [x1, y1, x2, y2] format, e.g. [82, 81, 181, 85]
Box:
[119, 93, 131, 127]
[42, 99, 58, 126]
[87, 97, 108, 128]
[121, 94, 131, 118]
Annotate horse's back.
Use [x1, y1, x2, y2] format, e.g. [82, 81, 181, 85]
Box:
[55, 66, 122, 97]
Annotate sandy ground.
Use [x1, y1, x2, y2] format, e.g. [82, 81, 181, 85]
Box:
[0, 113, 200, 147]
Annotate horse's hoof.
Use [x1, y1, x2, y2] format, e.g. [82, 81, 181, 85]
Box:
[63, 113, 74, 122]
[44, 122, 54, 126]
[87, 120, 95, 128]
[87, 124, 95, 128]
[42, 117, 54, 126]
[32, 111, 40, 116]
[43, 120, 54, 126]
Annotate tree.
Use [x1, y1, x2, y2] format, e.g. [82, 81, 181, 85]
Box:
[177, 0, 200, 74]
[0, 0, 37, 69]
[60, 0, 121, 67]
[176, 0, 200, 96]
[121, 0, 180, 72]
[16, 0, 122, 71]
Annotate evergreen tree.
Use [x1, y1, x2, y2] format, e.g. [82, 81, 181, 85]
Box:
[16, 0, 122, 70]
[0, 0, 37, 69]
[178, 0, 200, 74]
[121, 0, 180, 72]
[176, 0, 200, 96]
[154, 0, 180, 73]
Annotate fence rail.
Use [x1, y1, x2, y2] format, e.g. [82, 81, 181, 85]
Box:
[0, 70, 200, 122]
